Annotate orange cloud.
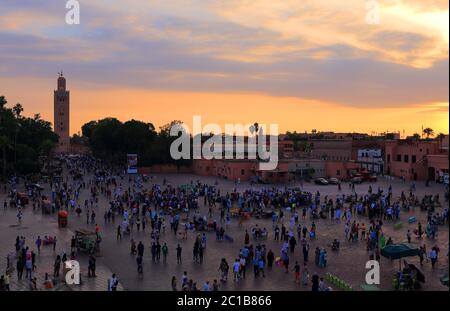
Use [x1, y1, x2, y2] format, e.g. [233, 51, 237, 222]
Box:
[1, 77, 447, 137]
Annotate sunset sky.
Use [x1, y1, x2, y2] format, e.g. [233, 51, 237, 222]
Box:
[0, 0, 448, 136]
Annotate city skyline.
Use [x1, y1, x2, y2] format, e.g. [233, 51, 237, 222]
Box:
[0, 0, 448, 135]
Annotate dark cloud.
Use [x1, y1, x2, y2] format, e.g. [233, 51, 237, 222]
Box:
[0, 1, 448, 109]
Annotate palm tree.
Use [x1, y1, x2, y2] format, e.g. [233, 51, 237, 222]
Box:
[0, 96, 7, 125]
[249, 122, 260, 161]
[249, 122, 259, 136]
[423, 127, 434, 139]
[253, 122, 259, 135]
[0, 96, 6, 110]
[12, 103, 23, 118]
[0, 135, 10, 180]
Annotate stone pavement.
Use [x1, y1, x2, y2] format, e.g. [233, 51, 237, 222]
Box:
[0, 215, 123, 291]
[0, 174, 448, 291]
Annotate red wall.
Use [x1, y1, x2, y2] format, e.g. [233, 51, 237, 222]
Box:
[138, 165, 192, 174]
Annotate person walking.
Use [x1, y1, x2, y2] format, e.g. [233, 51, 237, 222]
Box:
[311, 273, 319, 292]
[162, 242, 168, 263]
[233, 259, 240, 282]
[302, 263, 309, 286]
[53, 255, 61, 277]
[258, 258, 265, 278]
[136, 256, 143, 274]
[3, 273, 10, 291]
[293, 261, 301, 283]
[16, 257, 24, 280]
[418, 246, 425, 265]
[108, 274, 119, 291]
[88, 255, 96, 277]
[171, 276, 177, 291]
[35, 236, 42, 254]
[267, 249, 274, 268]
[117, 225, 122, 241]
[430, 247, 438, 268]
[25, 257, 33, 280]
[302, 243, 309, 262]
[219, 258, 229, 282]
[137, 241, 144, 258]
[176, 244, 182, 264]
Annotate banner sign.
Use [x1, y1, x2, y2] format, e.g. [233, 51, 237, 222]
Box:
[127, 154, 138, 174]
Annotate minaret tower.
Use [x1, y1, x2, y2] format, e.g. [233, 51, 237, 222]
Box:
[54, 71, 70, 153]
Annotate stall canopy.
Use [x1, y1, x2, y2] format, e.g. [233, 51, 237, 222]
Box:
[380, 243, 419, 259]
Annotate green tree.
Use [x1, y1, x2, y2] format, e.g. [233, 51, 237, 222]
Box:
[80, 118, 191, 168]
[40, 139, 56, 157]
[0, 96, 7, 110]
[12, 103, 23, 118]
[0, 135, 11, 180]
[89, 118, 123, 162]
[0, 95, 57, 177]
[81, 120, 98, 139]
[412, 133, 421, 140]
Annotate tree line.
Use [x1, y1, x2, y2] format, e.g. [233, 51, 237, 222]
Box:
[80, 118, 192, 167]
[0, 96, 58, 180]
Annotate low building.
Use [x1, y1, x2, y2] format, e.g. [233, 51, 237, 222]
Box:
[192, 159, 257, 181]
[309, 139, 352, 161]
[325, 161, 361, 179]
[357, 148, 384, 173]
[385, 138, 449, 181]
[286, 159, 326, 179]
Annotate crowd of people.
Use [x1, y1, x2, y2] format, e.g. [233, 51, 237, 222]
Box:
[0, 154, 448, 291]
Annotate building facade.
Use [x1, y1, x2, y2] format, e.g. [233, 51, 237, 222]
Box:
[385, 139, 449, 181]
[357, 148, 384, 173]
[309, 139, 353, 161]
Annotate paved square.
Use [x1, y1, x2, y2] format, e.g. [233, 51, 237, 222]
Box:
[0, 170, 448, 291]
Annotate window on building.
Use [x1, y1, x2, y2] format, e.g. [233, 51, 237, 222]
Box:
[241, 169, 245, 175]
[337, 169, 340, 176]
[387, 154, 391, 163]
[396, 154, 401, 162]
[404, 155, 409, 163]
[412, 155, 416, 163]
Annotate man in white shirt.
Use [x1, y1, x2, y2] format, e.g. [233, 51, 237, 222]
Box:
[108, 274, 118, 291]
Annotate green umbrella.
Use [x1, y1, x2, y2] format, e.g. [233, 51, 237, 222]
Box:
[440, 273, 449, 287]
[380, 243, 419, 260]
[360, 284, 380, 291]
